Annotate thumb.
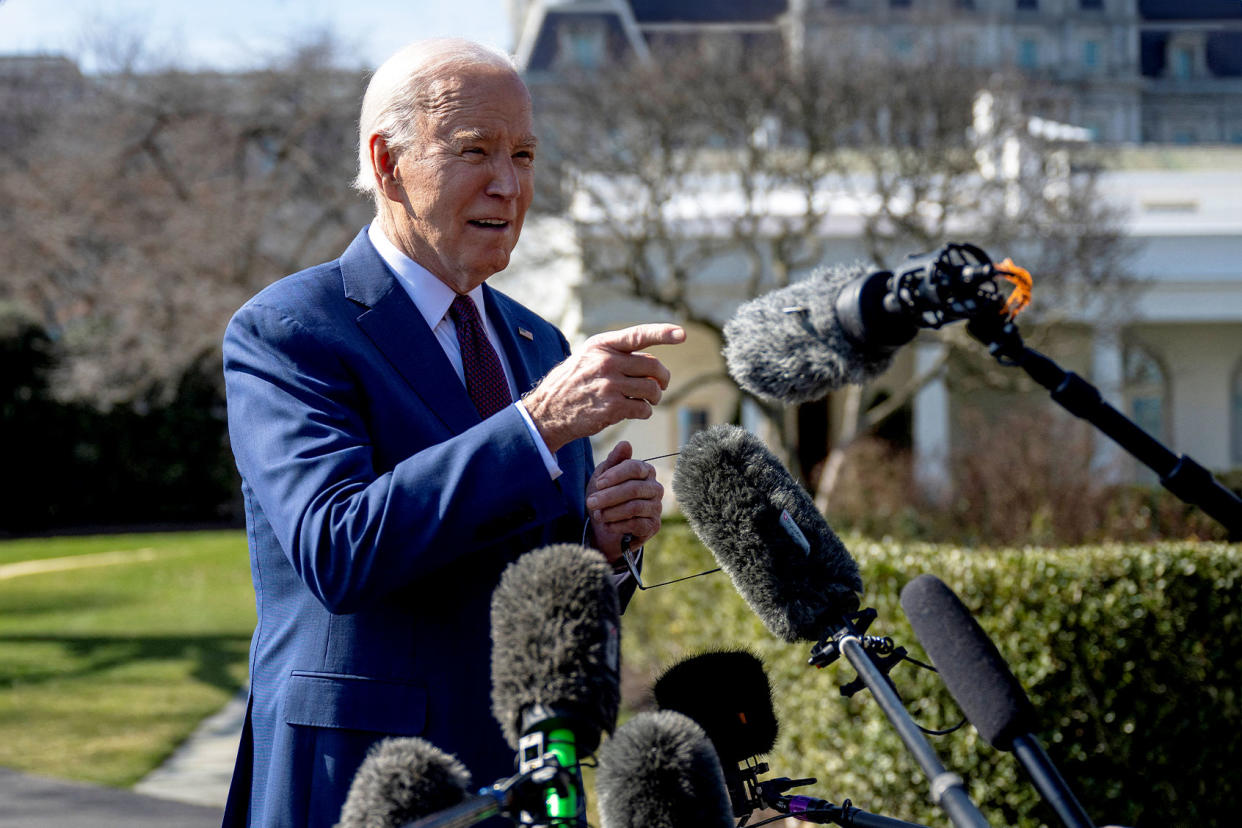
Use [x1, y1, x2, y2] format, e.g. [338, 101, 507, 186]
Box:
[597, 441, 633, 473]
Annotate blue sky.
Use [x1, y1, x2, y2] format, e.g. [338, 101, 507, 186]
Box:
[0, 0, 514, 72]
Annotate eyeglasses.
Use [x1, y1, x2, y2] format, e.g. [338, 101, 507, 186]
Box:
[619, 532, 720, 591]
[578, 450, 721, 590]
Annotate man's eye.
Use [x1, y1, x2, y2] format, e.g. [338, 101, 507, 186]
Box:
[463, 147, 485, 156]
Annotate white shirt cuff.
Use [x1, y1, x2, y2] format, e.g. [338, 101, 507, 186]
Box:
[516, 400, 563, 481]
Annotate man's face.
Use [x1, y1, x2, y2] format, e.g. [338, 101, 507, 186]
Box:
[392, 65, 536, 293]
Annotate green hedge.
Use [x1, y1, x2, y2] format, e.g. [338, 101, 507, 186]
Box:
[0, 311, 238, 535]
[621, 520, 1241, 827]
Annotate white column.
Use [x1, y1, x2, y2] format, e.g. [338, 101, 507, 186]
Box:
[1091, 324, 1125, 483]
[912, 341, 951, 502]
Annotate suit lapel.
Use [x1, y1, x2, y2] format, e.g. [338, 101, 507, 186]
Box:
[483, 284, 543, 397]
[340, 230, 481, 433]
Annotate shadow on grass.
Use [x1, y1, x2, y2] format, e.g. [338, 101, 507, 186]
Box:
[0, 592, 133, 617]
[0, 633, 251, 694]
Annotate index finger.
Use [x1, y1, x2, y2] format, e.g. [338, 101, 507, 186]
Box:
[594, 324, 685, 354]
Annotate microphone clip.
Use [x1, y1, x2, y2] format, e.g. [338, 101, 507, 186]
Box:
[476, 761, 579, 827]
[809, 608, 909, 699]
[838, 640, 910, 700]
[886, 242, 1004, 331]
[808, 607, 877, 668]
[756, 775, 817, 804]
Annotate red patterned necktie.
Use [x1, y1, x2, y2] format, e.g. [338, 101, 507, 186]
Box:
[449, 294, 512, 419]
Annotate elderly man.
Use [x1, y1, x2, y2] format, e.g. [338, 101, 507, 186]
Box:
[221, 38, 683, 826]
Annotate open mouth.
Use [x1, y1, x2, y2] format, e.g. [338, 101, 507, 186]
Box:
[469, 219, 509, 230]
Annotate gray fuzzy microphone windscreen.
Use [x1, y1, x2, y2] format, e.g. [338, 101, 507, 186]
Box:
[489, 543, 621, 755]
[336, 736, 470, 828]
[722, 265, 895, 404]
[595, 710, 735, 828]
[672, 424, 863, 642]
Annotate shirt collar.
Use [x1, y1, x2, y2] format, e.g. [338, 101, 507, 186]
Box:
[367, 223, 487, 328]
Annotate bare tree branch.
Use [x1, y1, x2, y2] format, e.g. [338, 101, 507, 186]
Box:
[533, 34, 1133, 498]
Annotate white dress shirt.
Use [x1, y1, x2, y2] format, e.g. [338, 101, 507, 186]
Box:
[367, 223, 561, 480]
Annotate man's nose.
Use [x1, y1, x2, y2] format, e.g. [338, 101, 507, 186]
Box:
[486, 157, 522, 199]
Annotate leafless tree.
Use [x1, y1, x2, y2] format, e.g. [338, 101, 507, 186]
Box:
[531, 32, 1132, 506]
[0, 31, 371, 406]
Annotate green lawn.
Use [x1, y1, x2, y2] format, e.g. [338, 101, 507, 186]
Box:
[0, 530, 254, 787]
[5, 524, 1237, 825]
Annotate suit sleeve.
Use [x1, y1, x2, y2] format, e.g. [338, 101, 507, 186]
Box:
[223, 300, 582, 614]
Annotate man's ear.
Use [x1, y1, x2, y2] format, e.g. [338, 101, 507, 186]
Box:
[369, 134, 404, 203]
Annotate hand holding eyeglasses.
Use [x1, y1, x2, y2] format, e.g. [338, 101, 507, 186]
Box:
[582, 446, 719, 591]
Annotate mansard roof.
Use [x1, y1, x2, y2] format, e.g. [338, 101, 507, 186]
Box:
[628, 0, 788, 24]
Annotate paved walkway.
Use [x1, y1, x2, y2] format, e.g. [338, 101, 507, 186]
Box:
[0, 544, 245, 824]
[0, 690, 245, 827]
[0, 692, 815, 827]
[133, 688, 245, 808]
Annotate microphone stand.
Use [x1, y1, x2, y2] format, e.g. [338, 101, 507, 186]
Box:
[1010, 734, 1096, 828]
[810, 609, 991, 828]
[966, 313, 1242, 541]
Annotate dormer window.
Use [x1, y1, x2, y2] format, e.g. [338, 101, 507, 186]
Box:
[1166, 33, 1204, 80]
[1172, 46, 1194, 78]
[557, 20, 606, 70]
[1018, 37, 1040, 69]
[1083, 39, 1101, 70]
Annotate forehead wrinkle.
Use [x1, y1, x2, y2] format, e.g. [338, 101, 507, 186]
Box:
[416, 83, 466, 134]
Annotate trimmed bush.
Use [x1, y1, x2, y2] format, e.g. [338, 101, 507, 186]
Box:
[0, 308, 237, 535]
[622, 520, 1241, 827]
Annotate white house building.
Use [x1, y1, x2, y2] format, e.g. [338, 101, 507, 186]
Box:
[493, 0, 1242, 507]
[494, 148, 1242, 505]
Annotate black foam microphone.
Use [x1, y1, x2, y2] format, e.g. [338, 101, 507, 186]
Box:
[595, 710, 734, 828]
[653, 650, 931, 828]
[901, 574, 1096, 828]
[490, 543, 622, 826]
[671, 423, 863, 643]
[724, 243, 1007, 403]
[652, 649, 779, 818]
[336, 737, 472, 828]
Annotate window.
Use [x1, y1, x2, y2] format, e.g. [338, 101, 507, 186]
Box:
[678, 407, 710, 447]
[1125, 343, 1168, 444]
[558, 21, 605, 70]
[1018, 38, 1039, 69]
[1083, 39, 1100, 70]
[1233, 361, 1242, 465]
[1172, 45, 1195, 79]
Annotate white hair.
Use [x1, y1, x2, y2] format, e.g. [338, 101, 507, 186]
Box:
[353, 38, 519, 204]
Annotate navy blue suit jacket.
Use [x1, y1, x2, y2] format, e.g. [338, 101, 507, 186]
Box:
[221, 229, 597, 826]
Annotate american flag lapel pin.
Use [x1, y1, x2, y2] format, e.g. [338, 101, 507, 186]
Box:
[517, 326, 534, 341]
